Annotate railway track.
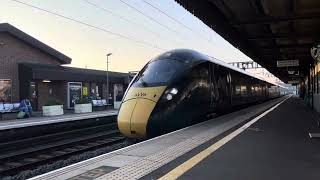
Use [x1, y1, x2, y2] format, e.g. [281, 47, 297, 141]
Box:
[0, 122, 125, 177]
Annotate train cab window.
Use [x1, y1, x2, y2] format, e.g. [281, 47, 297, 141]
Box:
[133, 59, 188, 87]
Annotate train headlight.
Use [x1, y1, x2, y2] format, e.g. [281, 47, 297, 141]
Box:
[166, 94, 173, 100]
[169, 88, 178, 95]
[164, 88, 178, 101]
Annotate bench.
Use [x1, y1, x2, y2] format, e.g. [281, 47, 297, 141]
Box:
[0, 102, 20, 120]
[92, 99, 108, 107]
[92, 99, 112, 111]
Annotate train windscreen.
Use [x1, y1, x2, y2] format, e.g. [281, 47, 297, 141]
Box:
[133, 59, 187, 87]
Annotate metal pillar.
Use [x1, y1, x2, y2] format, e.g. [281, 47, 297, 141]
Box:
[106, 53, 112, 104]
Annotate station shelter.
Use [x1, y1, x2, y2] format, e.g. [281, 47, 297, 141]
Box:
[0, 23, 129, 111]
[175, 0, 320, 113]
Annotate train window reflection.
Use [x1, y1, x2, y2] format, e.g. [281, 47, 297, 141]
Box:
[134, 59, 186, 86]
[235, 86, 241, 95]
[240, 86, 247, 96]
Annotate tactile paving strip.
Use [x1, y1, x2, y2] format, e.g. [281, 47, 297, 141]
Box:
[96, 130, 225, 179]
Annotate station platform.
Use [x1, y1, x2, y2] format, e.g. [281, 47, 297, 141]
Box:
[30, 96, 320, 180]
[0, 110, 118, 131]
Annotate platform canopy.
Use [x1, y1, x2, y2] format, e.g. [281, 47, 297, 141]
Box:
[175, 0, 320, 83]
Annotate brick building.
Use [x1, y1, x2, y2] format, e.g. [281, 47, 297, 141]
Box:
[0, 23, 129, 110]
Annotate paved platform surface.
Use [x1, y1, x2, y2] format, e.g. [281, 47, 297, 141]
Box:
[0, 110, 118, 130]
[30, 96, 287, 180]
[146, 97, 320, 180]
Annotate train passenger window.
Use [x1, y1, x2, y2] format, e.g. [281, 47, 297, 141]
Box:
[251, 86, 255, 95]
[254, 86, 258, 95]
[235, 86, 241, 95]
[133, 59, 188, 86]
[240, 86, 247, 96]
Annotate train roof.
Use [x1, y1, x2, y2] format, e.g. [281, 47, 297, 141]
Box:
[208, 56, 277, 86]
[155, 49, 279, 86]
[153, 49, 208, 63]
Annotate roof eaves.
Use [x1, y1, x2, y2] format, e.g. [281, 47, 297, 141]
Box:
[0, 23, 72, 64]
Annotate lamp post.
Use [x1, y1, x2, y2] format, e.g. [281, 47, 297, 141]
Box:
[106, 53, 112, 104]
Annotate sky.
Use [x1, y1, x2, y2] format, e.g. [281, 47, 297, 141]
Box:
[0, 0, 285, 84]
[0, 0, 259, 73]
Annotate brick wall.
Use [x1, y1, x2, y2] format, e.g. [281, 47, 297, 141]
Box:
[0, 32, 62, 102]
[54, 81, 67, 108]
[37, 82, 50, 110]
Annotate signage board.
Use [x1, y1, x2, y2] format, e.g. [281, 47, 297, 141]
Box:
[68, 82, 82, 109]
[277, 60, 299, 67]
[83, 87, 88, 96]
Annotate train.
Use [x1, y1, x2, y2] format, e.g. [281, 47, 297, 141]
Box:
[117, 49, 287, 139]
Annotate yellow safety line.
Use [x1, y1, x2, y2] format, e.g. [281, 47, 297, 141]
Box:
[159, 96, 290, 180]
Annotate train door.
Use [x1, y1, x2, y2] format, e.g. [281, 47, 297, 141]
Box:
[209, 63, 217, 111]
[187, 62, 211, 121]
[227, 69, 232, 106]
[230, 70, 241, 107]
[214, 65, 231, 112]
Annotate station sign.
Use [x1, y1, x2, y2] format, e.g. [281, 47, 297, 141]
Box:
[83, 87, 88, 96]
[277, 60, 299, 67]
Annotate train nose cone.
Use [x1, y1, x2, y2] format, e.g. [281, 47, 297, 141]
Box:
[118, 99, 156, 138]
[117, 86, 166, 139]
[117, 99, 137, 137]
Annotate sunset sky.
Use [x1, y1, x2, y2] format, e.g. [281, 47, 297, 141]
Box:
[1, 0, 255, 73]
